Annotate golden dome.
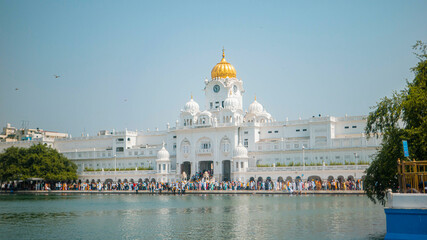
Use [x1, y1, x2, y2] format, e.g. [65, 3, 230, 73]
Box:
[211, 50, 236, 79]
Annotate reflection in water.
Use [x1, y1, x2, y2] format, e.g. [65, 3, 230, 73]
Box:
[0, 194, 385, 240]
[0, 212, 77, 221]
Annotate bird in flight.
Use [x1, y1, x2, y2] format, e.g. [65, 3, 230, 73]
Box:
[15, 88, 19, 91]
[54, 75, 60, 78]
[124, 99, 128, 102]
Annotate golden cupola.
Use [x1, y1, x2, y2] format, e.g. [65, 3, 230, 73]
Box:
[211, 50, 237, 79]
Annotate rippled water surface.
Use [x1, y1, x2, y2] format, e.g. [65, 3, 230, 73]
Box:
[0, 194, 385, 240]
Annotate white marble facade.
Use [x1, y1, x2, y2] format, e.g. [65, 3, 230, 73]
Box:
[0, 52, 382, 182]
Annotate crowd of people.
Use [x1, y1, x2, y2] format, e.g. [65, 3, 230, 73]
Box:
[1, 174, 364, 193]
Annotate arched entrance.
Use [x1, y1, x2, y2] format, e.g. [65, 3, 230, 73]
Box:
[221, 160, 230, 181]
[308, 176, 321, 182]
[199, 161, 214, 174]
[181, 161, 191, 180]
[222, 160, 231, 181]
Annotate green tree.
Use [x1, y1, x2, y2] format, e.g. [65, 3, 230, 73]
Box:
[0, 144, 78, 182]
[364, 41, 427, 205]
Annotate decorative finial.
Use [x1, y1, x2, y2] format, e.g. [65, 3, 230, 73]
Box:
[191, 93, 193, 100]
[254, 94, 257, 101]
[162, 141, 165, 148]
[222, 47, 225, 58]
[229, 89, 232, 95]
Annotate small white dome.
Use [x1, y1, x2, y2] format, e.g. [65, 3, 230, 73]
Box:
[259, 110, 271, 118]
[249, 100, 263, 114]
[157, 145, 170, 160]
[184, 98, 199, 114]
[199, 110, 212, 117]
[224, 97, 239, 110]
[233, 143, 248, 158]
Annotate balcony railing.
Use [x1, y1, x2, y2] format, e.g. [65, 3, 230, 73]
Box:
[197, 149, 212, 154]
[247, 165, 369, 172]
[81, 170, 157, 176]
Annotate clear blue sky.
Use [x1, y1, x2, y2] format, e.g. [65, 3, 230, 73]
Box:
[1, 1, 426, 136]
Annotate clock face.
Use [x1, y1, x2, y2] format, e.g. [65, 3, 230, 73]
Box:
[213, 85, 220, 93]
[233, 85, 238, 93]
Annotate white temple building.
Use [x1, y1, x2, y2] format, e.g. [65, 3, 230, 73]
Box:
[0, 51, 382, 183]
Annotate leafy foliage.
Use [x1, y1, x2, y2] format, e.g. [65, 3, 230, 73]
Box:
[0, 144, 77, 182]
[364, 41, 427, 205]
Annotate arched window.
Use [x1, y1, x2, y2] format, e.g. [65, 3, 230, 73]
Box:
[201, 142, 211, 149]
[181, 140, 191, 154]
[223, 142, 230, 152]
[220, 137, 230, 153]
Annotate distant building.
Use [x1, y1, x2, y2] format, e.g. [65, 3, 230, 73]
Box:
[0, 123, 18, 142]
[0, 123, 68, 148]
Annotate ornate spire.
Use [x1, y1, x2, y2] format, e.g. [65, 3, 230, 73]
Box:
[222, 47, 225, 58]
[255, 94, 257, 101]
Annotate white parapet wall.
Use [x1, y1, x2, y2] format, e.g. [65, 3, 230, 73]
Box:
[386, 192, 427, 209]
[384, 192, 427, 239]
[77, 165, 369, 184]
[79, 170, 178, 183]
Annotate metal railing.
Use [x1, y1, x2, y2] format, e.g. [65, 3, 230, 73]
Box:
[397, 159, 427, 193]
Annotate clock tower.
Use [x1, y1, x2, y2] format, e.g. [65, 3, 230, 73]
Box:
[204, 50, 244, 111]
